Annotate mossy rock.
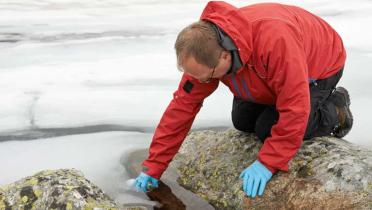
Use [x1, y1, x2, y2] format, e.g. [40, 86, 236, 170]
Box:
[0, 169, 149, 210]
[172, 129, 372, 210]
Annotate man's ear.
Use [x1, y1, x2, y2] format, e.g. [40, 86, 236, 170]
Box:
[221, 50, 231, 61]
[220, 51, 231, 68]
[218, 50, 232, 75]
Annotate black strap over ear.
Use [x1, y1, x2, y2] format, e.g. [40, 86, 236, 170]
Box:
[207, 21, 243, 75]
[209, 23, 224, 46]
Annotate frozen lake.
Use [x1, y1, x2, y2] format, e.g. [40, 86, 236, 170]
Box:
[0, 0, 371, 208]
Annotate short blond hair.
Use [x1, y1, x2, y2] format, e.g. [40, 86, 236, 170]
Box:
[175, 20, 223, 69]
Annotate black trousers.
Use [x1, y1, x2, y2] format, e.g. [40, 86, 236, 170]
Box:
[231, 69, 343, 141]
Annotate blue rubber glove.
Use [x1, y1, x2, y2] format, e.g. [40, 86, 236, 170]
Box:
[239, 160, 272, 198]
[134, 172, 159, 192]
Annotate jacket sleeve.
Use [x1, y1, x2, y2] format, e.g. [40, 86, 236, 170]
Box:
[256, 21, 310, 173]
[142, 73, 219, 179]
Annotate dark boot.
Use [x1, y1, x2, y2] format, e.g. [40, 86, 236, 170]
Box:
[329, 87, 353, 138]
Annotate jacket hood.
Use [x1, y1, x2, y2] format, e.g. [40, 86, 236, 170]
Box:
[210, 23, 242, 74]
[200, 1, 253, 65]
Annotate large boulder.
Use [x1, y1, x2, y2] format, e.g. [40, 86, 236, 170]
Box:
[171, 129, 372, 210]
[0, 169, 147, 210]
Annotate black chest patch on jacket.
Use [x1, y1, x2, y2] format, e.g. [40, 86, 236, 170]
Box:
[183, 80, 194, 93]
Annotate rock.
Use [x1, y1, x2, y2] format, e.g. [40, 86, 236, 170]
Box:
[171, 129, 372, 210]
[0, 169, 148, 210]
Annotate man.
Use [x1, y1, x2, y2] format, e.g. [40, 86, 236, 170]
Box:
[134, 1, 353, 198]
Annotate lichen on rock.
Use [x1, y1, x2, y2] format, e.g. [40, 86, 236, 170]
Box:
[0, 169, 146, 210]
[171, 129, 372, 210]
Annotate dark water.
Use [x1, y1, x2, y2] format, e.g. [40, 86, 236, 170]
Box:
[123, 149, 216, 210]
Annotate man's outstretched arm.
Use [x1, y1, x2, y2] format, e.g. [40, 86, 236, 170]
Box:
[135, 74, 219, 192]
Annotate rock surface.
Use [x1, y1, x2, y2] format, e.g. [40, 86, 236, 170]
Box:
[171, 129, 372, 210]
[0, 169, 147, 210]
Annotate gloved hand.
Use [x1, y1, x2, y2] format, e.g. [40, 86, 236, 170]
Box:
[239, 160, 272, 198]
[134, 172, 159, 192]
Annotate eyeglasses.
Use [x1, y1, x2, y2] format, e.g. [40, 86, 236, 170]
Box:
[203, 50, 223, 83]
[203, 65, 216, 83]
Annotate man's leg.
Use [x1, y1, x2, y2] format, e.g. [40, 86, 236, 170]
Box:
[303, 69, 342, 138]
[231, 97, 268, 133]
[254, 68, 352, 141]
[254, 106, 279, 142]
[231, 97, 278, 142]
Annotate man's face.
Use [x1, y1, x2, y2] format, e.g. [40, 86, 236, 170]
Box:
[179, 56, 216, 83]
[178, 51, 231, 83]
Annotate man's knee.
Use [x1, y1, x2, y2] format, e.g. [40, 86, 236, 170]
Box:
[232, 109, 255, 132]
[231, 97, 265, 133]
[254, 106, 279, 141]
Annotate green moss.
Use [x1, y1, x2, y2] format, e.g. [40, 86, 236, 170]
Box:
[21, 195, 28, 203]
[66, 202, 73, 210]
[298, 164, 313, 178]
[34, 189, 43, 198]
[0, 201, 5, 210]
[25, 177, 39, 186]
[222, 200, 228, 207]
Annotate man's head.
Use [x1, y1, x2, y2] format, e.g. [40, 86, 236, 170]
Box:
[175, 20, 231, 83]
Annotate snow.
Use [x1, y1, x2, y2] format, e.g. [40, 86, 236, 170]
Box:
[0, 0, 371, 207]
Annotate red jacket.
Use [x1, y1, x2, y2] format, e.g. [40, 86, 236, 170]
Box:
[142, 1, 346, 179]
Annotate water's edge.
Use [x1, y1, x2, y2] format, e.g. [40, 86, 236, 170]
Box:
[123, 148, 215, 210]
[0, 124, 223, 209]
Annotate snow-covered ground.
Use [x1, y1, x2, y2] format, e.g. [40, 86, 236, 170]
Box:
[0, 0, 371, 207]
